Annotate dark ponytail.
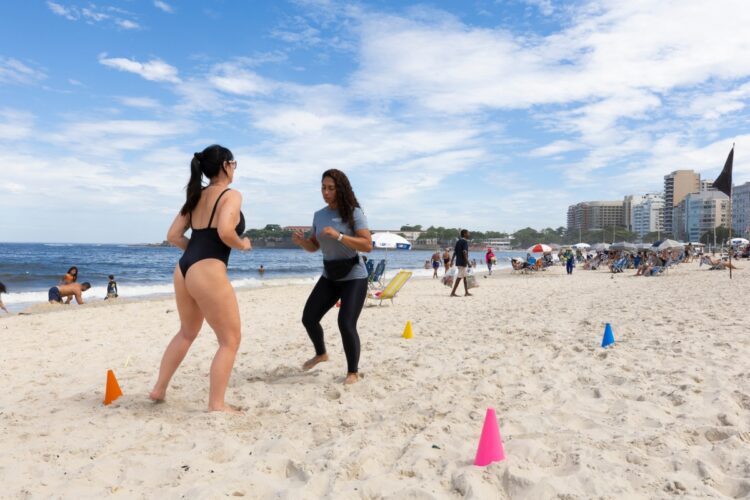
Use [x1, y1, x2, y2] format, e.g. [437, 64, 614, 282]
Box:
[180, 144, 234, 216]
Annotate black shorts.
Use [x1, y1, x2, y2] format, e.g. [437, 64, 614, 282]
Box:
[48, 287, 62, 303]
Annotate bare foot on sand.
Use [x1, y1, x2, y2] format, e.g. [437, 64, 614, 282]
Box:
[149, 387, 166, 402]
[208, 404, 244, 415]
[344, 373, 359, 385]
[302, 353, 329, 371]
[465, 292, 473, 296]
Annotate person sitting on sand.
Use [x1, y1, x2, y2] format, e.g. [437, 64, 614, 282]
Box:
[0, 281, 9, 314]
[60, 266, 78, 285]
[48, 282, 91, 304]
[701, 255, 739, 270]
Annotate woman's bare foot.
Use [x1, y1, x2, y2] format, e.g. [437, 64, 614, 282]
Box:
[208, 404, 244, 415]
[302, 353, 329, 371]
[149, 387, 166, 402]
[344, 372, 359, 385]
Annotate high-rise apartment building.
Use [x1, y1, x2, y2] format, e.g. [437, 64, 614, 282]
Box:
[733, 182, 750, 237]
[663, 170, 700, 236]
[623, 195, 644, 232]
[679, 190, 730, 243]
[632, 193, 665, 237]
[567, 201, 625, 232]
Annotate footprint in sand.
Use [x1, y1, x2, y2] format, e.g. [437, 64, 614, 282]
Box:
[325, 388, 341, 401]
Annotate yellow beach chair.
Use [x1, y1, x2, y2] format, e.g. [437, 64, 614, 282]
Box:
[367, 270, 412, 306]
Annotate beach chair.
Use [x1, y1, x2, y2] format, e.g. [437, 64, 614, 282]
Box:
[368, 260, 386, 289]
[367, 270, 412, 306]
[365, 259, 374, 279]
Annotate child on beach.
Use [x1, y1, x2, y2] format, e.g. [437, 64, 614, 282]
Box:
[0, 282, 8, 314]
[105, 275, 118, 300]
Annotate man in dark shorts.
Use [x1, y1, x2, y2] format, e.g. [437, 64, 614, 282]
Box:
[450, 229, 472, 297]
[48, 282, 91, 304]
[431, 250, 441, 278]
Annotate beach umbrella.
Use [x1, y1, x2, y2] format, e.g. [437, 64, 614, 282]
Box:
[371, 232, 411, 272]
[610, 241, 637, 252]
[527, 243, 552, 253]
[730, 237, 749, 246]
[371, 232, 412, 250]
[572, 243, 590, 249]
[592, 243, 610, 252]
[657, 239, 684, 251]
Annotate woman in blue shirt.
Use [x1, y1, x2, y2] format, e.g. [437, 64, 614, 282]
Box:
[292, 169, 372, 385]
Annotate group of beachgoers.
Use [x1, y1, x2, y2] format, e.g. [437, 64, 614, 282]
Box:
[45, 267, 118, 305]
[506, 241, 748, 277]
[148, 144, 376, 413]
[0, 268, 119, 314]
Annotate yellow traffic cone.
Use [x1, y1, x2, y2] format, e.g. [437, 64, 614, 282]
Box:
[402, 321, 413, 339]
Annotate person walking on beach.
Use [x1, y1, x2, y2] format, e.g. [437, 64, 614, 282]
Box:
[485, 247, 496, 275]
[150, 145, 251, 414]
[292, 169, 372, 385]
[442, 248, 451, 274]
[0, 282, 8, 314]
[450, 229, 472, 297]
[431, 250, 441, 278]
[565, 248, 575, 275]
[48, 282, 91, 304]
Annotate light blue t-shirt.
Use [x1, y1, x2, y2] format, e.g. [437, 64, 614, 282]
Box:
[313, 206, 369, 281]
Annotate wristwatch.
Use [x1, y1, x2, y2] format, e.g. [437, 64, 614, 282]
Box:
[337, 232, 344, 242]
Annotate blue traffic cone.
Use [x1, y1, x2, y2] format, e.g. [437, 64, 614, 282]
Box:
[601, 323, 615, 348]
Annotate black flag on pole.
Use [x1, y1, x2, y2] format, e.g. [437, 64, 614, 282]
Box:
[713, 146, 734, 197]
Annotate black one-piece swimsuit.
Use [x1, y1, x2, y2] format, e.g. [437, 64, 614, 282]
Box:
[178, 189, 245, 277]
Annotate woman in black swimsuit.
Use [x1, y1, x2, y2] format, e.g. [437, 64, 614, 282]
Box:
[150, 145, 251, 413]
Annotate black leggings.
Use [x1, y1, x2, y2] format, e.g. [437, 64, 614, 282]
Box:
[302, 276, 368, 373]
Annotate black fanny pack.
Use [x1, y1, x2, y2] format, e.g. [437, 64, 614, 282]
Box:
[324, 255, 360, 280]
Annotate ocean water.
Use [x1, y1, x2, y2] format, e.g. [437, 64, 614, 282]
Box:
[0, 243, 521, 312]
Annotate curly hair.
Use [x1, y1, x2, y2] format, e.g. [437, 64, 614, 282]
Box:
[322, 169, 361, 228]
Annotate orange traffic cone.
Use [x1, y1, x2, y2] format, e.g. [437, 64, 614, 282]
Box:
[103, 369, 123, 405]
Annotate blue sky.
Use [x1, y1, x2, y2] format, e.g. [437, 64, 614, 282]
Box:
[1, 0, 749, 243]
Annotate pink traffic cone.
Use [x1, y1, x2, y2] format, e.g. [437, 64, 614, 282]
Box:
[474, 407, 506, 466]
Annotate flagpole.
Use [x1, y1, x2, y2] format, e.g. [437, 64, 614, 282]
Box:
[729, 142, 734, 280]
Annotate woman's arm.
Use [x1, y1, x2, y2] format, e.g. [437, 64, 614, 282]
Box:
[320, 227, 373, 253]
[167, 212, 191, 251]
[292, 230, 320, 253]
[216, 191, 252, 251]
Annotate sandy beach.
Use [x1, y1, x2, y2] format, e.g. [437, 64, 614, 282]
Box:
[1, 262, 749, 499]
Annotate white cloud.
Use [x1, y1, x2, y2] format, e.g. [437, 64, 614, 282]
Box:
[154, 1, 174, 13]
[209, 65, 271, 95]
[529, 140, 581, 158]
[523, 0, 554, 16]
[99, 56, 181, 83]
[0, 109, 34, 141]
[47, 2, 141, 31]
[117, 19, 140, 30]
[46, 1, 77, 20]
[117, 96, 162, 109]
[0, 57, 46, 85]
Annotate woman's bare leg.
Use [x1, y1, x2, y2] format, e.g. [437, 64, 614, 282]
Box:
[150, 266, 204, 401]
[184, 261, 243, 413]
